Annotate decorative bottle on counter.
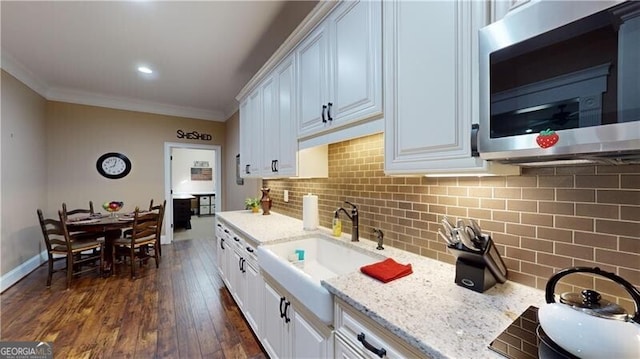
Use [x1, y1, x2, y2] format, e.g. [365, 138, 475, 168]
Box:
[260, 187, 272, 215]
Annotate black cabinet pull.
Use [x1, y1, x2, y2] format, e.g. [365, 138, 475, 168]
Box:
[271, 160, 276, 172]
[321, 105, 327, 123]
[238, 257, 243, 271]
[224, 229, 229, 234]
[279, 297, 286, 318]
[220, 238, 225, 250]
[246, 246, 254, 253]
[233, 237, 240, 242]
[327, 102, 333, 121]
[217, 223, 222, 228]
[245, 164, 250, 174]
[273, 160, 278, 172]
[284, 301, 291, 323]
[357, 333, 386, 358]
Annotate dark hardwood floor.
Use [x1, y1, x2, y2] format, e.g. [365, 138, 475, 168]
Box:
[0, 238, 267, 359]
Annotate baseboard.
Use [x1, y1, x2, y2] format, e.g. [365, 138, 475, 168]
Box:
[1, 251, 47, 293]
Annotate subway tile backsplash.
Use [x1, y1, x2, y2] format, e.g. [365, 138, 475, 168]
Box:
[264, 133, 639, 310]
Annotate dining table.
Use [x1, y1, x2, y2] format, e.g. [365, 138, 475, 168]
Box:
[66, 213, 134, 275]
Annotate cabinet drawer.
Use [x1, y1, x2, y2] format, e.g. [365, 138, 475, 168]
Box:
[200, 205, 210, 215]
[199, 196, 211, 205]
[335, 299, 426, 359]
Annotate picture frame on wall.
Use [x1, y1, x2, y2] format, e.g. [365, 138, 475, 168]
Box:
[191, 167, 212, 181]
[236, 154, 244, 185]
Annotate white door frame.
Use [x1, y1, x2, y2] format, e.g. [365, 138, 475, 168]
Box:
[163, 142, 222, 244]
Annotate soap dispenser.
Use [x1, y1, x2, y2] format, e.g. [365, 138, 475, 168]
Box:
[332, 211, 342, 237]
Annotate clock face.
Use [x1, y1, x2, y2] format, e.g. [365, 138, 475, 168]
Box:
[96, 152, 131, 179]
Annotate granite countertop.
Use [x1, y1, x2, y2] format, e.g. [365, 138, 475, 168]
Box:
[216, 210, 546, 359]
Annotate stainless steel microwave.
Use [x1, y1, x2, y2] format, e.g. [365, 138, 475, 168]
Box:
[478, 0, 640, 165]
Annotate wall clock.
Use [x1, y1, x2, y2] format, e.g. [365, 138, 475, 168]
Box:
[96, 152, 132, 179]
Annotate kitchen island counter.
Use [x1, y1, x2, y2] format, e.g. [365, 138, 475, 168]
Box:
[216, 210, 546, 358]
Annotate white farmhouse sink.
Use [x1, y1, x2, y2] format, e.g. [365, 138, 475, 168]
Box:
[257, 235, 384, 324]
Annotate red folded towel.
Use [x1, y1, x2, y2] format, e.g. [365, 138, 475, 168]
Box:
[360, 258, 413, 283]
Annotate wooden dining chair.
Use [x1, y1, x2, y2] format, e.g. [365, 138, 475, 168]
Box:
[112, 207, 160, 279]
[122, 199, 158, 238]
[150, 200, 166, 257]
[62, 201, 95, 217]
[37, 209, 104, 289]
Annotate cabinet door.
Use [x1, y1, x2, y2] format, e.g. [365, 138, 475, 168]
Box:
[262, 281, 286, 359]
[329, 0, 382, 127]
[384, 0, 502, 174]
[290, 308, 331, 359]
[260, 75, 278, 175]
[274, 56, 298, 177]
[238, 99, 252, 178]
[241, 89, 262, 177]
[297, 24, 330, 138]
[226, 245, 241, 304]
[244, 260, 263, 337]
[215, 233, 226, 282]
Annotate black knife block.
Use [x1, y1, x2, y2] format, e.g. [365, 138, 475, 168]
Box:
[454, 258, 496, 293]
[447, 237, 506, 293]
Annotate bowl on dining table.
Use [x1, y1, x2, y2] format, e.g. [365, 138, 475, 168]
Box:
[103, 201, 124, 216]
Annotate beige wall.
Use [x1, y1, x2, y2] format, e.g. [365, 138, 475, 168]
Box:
[1, 70, 48, 274]
[265, 133, 640, 310]
[45, 101, 226, 218]
[1, 86, 227, 279]
[223, 111, 261, 211]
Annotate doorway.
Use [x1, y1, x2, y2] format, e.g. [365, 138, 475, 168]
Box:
[163, 142, 222, 244]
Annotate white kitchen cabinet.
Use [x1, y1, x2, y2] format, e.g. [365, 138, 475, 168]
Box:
[297, 23, 330, 137]
[297, 0, 382, 139]
[215, 219, 263, 338]
[261, 56, 298, 177]
[240, 54, 328, 179]
[334, 297, 426, 359]
[243, 255, 262, 334]
[383, 0, 519, 176]
[239, 88, 262, 177]
[262, 278, 333, 359]
[260, 74, 278, 175]
[215, 223, 228, 285]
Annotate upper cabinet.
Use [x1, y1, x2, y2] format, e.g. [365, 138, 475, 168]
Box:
[240, 54, 328, 179]
[297, 0, 382, 139]
[383, 0, 519, 176]
[239, 89, 262, 177]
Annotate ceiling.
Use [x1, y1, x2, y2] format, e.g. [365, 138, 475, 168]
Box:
[1, 1, 317, 121]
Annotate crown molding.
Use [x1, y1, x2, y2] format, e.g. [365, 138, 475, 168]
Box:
[2, 48, 225, 122]
[1, 49, 49, 98]
[235, 0, 340, 101]
[223, 100, 240, 121]
[47, 87, 225, 121]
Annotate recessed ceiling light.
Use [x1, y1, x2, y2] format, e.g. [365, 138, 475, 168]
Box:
[138, 66, 153, 74]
